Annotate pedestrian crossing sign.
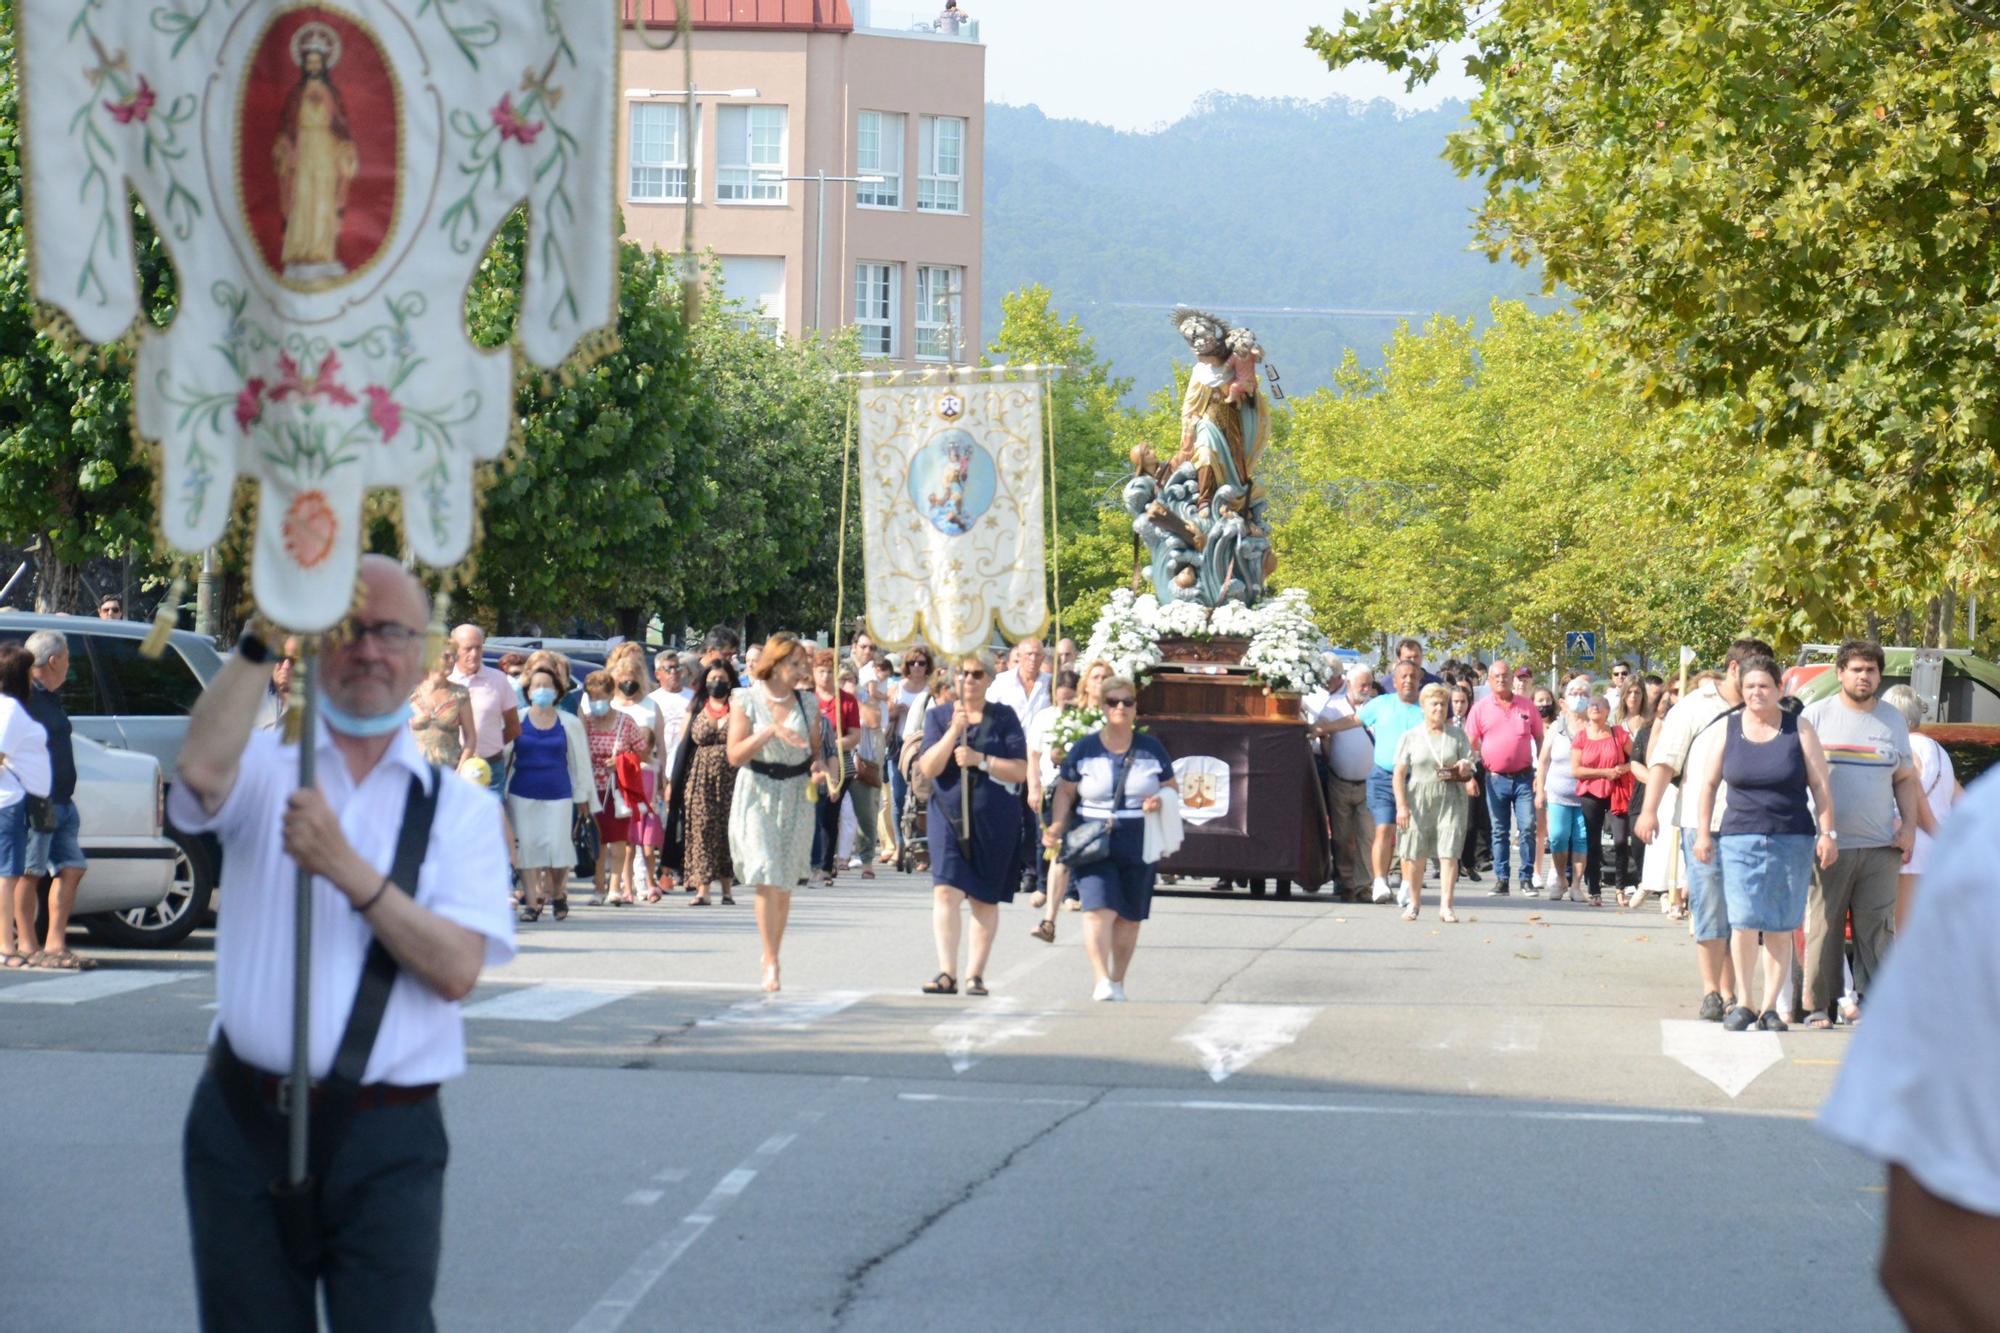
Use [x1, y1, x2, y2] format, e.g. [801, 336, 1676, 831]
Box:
[1566, 631, 1598, 661]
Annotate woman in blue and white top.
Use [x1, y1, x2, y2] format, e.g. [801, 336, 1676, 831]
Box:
[1043, 676, 1178, 1002]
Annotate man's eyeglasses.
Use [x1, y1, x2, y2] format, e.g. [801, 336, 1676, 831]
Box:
[340, 619, 425, 649]
[1102, 698, 1137, 710]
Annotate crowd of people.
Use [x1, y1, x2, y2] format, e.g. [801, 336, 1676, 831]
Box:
[1301, 635, 1957, 1033]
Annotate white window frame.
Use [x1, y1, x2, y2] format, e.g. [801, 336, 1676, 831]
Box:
[855, 111, 904, 210]
[716, 105, 788, 204]
[627, 101, 695, 203]
[854, 262, 899, 358]
[914, 265, 962, 362]
[917, 115, 965, 214]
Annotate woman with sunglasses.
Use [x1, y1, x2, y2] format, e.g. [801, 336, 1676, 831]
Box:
[916, 651, 1029, 996]
[888, 649, 933, 864]
[1043, 678, 1178, 999]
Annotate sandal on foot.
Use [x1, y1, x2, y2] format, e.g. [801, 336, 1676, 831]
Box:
[552, 896, 569, 922]
[690, 896, 711, 907]
[964, 976, 989, 997]
[1030, 920, 1056, 944]
[921, 972, 957, 995]
[1805, 1010, 1833, 1030]
[1439, 909, 1459, 924]
[39, 950, 93, 970]
[518, 904, 543, 923]
[722, 892, 736, 905]
[1400, 905, 1418, 921]
[0, 953, 26, 969]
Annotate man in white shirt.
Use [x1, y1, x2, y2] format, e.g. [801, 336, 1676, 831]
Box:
[1633, 637, 1772, 1021]
[648, 651, 693, 760]
[1818, 768, 2000, 1329]
[850, 634, 890, 875]
[173, 556, 514, 1329]
[1305, 661, 1376, 898]
[986, 638, 1051, 721]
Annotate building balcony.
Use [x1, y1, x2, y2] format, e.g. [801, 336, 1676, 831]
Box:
[851, 2, 982, 42]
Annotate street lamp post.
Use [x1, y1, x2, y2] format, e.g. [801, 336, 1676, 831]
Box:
[756, 170, 885, 332]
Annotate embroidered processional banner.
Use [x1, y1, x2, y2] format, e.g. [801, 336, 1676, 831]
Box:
[14, 1, 617, 631]
[857, 379, 1046, 656]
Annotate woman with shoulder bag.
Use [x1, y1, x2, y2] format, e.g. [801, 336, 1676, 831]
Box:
[667, 660, 742, 907]
[1043, 677, 1178, 1000]
[917, 652, 1029, 997]
[728, 635, 831, 992]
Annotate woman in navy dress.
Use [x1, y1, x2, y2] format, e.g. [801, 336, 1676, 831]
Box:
[916, 650, 1028, 997]
[1044, 677, 1178, 1001]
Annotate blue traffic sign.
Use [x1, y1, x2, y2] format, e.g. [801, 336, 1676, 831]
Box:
[1566, 631, 1598, 662]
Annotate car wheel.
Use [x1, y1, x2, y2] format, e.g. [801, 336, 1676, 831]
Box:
[86, 831, 214, 948]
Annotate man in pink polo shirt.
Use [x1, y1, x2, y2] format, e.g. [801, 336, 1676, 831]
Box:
[1464, 659, 1543, 897]
[448, 623, 520, 790]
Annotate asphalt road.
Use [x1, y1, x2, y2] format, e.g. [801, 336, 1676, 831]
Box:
[0, 869, 1897, 1331]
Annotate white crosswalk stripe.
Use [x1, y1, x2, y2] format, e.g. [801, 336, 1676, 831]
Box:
[463, 982, 652, 1023]
[0, 969, 200, 1006]
[696, 990, 872, 1030]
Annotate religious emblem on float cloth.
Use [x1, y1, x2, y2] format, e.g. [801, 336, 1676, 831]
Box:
[13, 1, 618, 631]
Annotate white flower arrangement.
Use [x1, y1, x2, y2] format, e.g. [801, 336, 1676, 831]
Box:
[1045, 706, 1106, 766]
[1081, 586, 1329, 693]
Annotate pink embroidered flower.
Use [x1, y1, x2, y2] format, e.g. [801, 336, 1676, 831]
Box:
[491, 93, 544, 146]
[105, 77, 156, 126]
[234, 378, 266, 433]
[268, 351, 357, 408]
[364, 386, 402, 442]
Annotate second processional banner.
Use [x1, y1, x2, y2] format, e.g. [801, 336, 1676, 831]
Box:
[857, 378, 1046, 655]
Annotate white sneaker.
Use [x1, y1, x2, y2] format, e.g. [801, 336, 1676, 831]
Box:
[1092, 978, 1116, 1002]
[1108, 981, 1127, 1002]
[847, 856, 864, 869]
[1370, 877, 1393, 904]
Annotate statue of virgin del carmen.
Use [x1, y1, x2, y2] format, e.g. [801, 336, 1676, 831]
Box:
[1123, 307, 1276, 609]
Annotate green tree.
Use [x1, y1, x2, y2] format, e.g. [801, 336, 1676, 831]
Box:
[461, 219, 714, 636]
[1277, 303, 1751, 661]
[0, 2, 173, 613]
[1310, 1, 2000, 640]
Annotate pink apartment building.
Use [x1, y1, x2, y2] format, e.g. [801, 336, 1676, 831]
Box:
[619, 1, 985, 364]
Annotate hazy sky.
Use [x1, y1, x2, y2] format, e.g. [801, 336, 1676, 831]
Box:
[977, 0, 1477, 131]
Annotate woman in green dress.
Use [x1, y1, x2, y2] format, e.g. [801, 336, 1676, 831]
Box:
[1392, 683, 1476, 924]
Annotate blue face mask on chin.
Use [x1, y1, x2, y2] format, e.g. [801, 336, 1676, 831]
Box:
[319, 696, 413, 739]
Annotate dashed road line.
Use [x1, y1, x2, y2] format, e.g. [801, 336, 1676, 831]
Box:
[0, 969, 200, 1006]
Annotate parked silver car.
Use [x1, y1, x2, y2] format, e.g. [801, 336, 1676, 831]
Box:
[0, 612, 224, 945]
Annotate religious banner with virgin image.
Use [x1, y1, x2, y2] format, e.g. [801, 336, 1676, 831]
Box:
[856, 378, 1047, 656]
[13, 1, 618, 631]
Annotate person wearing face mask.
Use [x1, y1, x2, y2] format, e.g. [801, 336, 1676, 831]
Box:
[169, 557, 516, 1326]
[507, 666, 594, 921]
[1535, 683, 1594, 902]
[606, 643, 668, 897]
[666, 661, 742, 907]
[579, 671, 645, 906]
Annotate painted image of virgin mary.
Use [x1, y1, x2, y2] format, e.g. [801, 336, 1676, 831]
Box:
[273, 22, 359, 283]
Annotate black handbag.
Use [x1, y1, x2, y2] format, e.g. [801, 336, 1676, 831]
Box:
[24, 795, 57, 834]
[1059, 747, 1133, 869]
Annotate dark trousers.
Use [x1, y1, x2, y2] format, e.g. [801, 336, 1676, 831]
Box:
[1578, 793, 1611, 893]
[889, 763, 911, 853]
[810, 784, 848, 873]
[1607, 810, 1642, 887]
[183, 1072, 448, 1332]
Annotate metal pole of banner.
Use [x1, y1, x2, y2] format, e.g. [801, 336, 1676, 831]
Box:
[1044, 372, 1062, 644]
[832, 392, 855, 655]
[287, 649, 319, 1186]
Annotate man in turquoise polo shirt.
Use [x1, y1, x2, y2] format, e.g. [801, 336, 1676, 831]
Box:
[1324, 660, 1425, 903]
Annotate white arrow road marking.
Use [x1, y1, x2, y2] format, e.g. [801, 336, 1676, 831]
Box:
[931, 998, 1063, 1073]
[0, 969, 199, 1005]
[696, 990, 871, 1031]
[1174, 1004, 1319, 1083]
[1660, 1019, 1784, 1097]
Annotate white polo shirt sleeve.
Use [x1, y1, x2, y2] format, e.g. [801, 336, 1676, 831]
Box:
[422, 771, 518, 967]
[1818, 771, 2000, 1215]
[168, 727, 286, 840]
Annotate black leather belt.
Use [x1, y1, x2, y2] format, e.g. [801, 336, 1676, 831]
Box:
[210, 1043, 438, 1114]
